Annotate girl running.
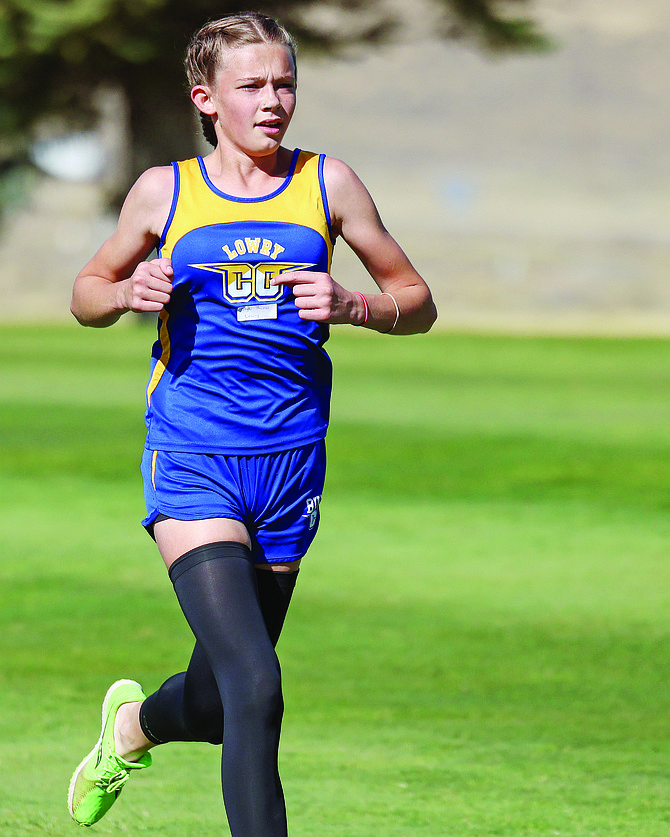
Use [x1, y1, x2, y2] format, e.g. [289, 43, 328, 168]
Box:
[68, 12, 436, 836]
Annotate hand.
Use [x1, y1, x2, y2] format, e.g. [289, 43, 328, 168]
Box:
[271, 270, 363, 325]
[122, 257, 173, 314]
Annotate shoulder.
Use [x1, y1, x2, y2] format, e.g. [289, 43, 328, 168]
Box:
[322, 156, 365, 193]
[119, 165, 175, 238]
[321, 157, 381, 235]
[125, 165, 175, 209]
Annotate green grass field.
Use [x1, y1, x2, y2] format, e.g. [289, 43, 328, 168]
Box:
[2, 322, 670, 836]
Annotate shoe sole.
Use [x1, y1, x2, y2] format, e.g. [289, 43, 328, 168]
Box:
[67, 679, 144, 824]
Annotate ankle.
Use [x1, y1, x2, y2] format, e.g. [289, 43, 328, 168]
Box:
[114, 700, 154, 761]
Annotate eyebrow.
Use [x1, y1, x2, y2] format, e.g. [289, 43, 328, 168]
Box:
[237, 74, 295, 83]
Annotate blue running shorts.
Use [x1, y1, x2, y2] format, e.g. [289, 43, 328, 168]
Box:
[141, 441, 326, 564]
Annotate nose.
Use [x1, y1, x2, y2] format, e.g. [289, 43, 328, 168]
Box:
[261, 84, 280, 109]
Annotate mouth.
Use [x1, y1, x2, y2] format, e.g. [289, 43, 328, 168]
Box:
[257, 119, 283, 134]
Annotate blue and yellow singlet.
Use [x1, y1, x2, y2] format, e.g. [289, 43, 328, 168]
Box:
[144, 148, 334, 454]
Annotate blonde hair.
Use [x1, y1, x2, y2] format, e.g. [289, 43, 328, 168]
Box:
[186, 12, 297, 147]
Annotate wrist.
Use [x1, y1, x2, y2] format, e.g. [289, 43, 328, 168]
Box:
[380, 291, 400, 333]
[353, 292, 369, 327]
[113, 278, 133, 315]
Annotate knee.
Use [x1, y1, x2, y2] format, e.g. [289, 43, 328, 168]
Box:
[231, 661, 283, 726]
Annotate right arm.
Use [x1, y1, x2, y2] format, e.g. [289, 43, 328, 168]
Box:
[71, 166, 175, 327]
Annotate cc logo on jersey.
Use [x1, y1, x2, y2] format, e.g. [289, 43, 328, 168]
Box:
[189, 261, 315, 303]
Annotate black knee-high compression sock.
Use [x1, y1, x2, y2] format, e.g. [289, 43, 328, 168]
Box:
[254, 566, 300, 647]
[140, 563, 298, 745]
[144, 542, 288, 837]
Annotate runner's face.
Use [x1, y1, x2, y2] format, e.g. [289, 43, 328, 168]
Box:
[207, 43, 296, 156]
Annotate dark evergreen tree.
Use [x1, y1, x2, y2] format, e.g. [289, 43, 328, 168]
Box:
[0, 0, 547, 201]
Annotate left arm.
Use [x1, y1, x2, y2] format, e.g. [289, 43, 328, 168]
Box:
[271, 157, 437, 334]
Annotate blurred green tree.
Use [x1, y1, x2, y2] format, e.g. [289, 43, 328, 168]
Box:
[0, 0, 547, 201]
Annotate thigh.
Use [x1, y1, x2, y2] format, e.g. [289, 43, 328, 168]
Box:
[154, 517, 251, 570]
[143, 449, 251, 569]
[246, 441, 326, 565]
[141, 449, 247, 531]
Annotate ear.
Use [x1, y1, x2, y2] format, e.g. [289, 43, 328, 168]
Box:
[191, 85, 217, 116]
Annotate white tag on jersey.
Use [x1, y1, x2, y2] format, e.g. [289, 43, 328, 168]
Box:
[237, 303, 278, 322]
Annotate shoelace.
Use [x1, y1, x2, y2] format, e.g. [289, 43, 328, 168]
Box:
[95, 764, 131, 795]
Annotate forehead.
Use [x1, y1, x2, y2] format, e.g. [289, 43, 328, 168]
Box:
[216, 42, 296, 78]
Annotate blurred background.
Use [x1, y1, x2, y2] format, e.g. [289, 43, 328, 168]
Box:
[1, 0, 669, 333]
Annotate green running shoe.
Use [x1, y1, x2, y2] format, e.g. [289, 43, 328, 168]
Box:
[68, 679, 152, 827]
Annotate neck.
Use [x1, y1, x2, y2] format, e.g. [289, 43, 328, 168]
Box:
[203, 144, 293, 194]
